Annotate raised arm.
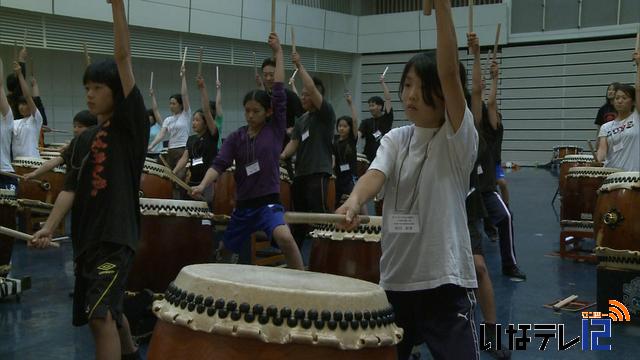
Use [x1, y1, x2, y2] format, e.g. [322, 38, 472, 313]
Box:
[336, 169, 385, 229]
[196, 75, 217, 136]
[173, 149, 189, 174]
[289, 75, 299, 96]
[435, 0, 465, 131]
[148, 126, 167, 150]
[109, 0, 135, 97]
[14, 61, 37, 116]
[0, 59, 10, 117]
[269, 33, 285, 84]
[215, 79, 223, 117]
[380, 76, 392, 114]
[346, 93, 358, 139]
[468, 32, 483, 127]
[149, 88, 163, 126]
[487, 60, 500, 130]
[292, 52, 323, 110]
[280, 139, 299, 160]
[180, 66, 191, 112]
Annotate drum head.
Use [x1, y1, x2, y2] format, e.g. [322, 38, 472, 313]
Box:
[140, 198, 212, 218]
[154, 264, 402, 350]
[598, 172, 640, 193]
[567, 167, 620, 178]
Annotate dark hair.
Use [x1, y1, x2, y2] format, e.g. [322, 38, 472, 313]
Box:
[170, 94, 184, 111]
[368, 96, 384, 107]
[6, 74, 19, 93]
[73, 110, 98, 127]
[243, 90, 271, 111]
[83, 59, 123, 105]
[16, 96, 27, 106]
[336, 115, 356, 141]
[193, 101, 217, 121]
[614, 83, 636, 109]
[606, 82, 622, 104]
[312, 77, 325, 96]
[261, 58, 276, 70]
[398, 51, 443, 108]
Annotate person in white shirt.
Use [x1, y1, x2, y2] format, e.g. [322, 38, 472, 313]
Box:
[147, 65, 191, 176]
[337, 2, 479, 359]
[596, 51, 640, 172]
[11, 61, 43, 159]
[0, 58, 17, 190]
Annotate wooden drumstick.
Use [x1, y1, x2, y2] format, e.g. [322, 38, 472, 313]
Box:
[23, 28, 27, 48]
[271, 0, 276, 33]
[0, 226, 60, 248]
[288, 68, 298, 85]
[253, 51, 258, 75]
[283, 212, 381, 225]
[150, 71, 154, 90]
[468, 0, 474, 34]
[381, 66, 389, 79]
[493, 23, 501, 62]
[197, 47, 203, 77]
[290, 26, 296, 53]
[636, 24, 640, 53]
[13, 40, 18, 61]
[423, 0, 432, 16]
[83, 42, 91, 67]
[0, 170, 51, 191]
[158, 155, 194, 194]
[180, 47, 188, 76]
[587, 140, 597, 159]
[29, 56, 35, 77]
[552, 294, 578, 311]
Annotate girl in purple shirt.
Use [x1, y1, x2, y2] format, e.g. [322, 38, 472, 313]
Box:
[192, 32, 303, 270]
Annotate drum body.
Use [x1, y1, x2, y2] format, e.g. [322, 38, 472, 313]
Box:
[148, 264, 402, 359]
[12, 157, 65, 203]
[356, 154, 370, 178]
[326, 176, 336, 212]
[309, 224, 382, 284]
[127, 198, 214, 293]
[140, 161, 174, 199]
[558, 154, 594, 195]
[553, 145, 582, 161]
[562, 167, 620, 221]
[594, 172, 640, 252]
[0, 189, 18, 270]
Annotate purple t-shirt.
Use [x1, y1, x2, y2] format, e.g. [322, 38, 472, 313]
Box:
[211, 82, 286, 202]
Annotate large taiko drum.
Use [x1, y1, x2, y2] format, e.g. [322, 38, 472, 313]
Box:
[12, 157, 66, 203]
[594, 172, 640, 252]
[562, 167, 620, 221]
[139, 160, 174, 199]
[595, 247, 640, 271]
[213, 166, 293, 216]
[127, 198, 215, 293]
[309, 221, 382, 284]
[559, 154, 595, 195]
[149, 264, 402, 359]
[553, 145, 582, 161]
[0, 189, 18, 274]
[356, 154, 370, 178]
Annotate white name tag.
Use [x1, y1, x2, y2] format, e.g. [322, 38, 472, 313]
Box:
[373, 130, 382, 141]
[202, 219, 211, 226]
[477, 165, 483, 175]
[613, 143, 624, 153]
[388, 214, 420, 233]
[246, 161, 260, 176]
[339, 163, 350, 172]
[192, 157, 204, 166]
[302, 130, 310, 142]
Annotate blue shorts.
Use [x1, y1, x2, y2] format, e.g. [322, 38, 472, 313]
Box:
[495, 163, 505, 179]
[223, 204, 286, 253]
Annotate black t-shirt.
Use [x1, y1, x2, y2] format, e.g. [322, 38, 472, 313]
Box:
[64, 86, 149, 258]
[186, 130, 218, 185]
[493, 123, 504, 164]
[595, 103, 617, 126]
[360, 108, 394, 162]
[283, 88, 304, 129]
[478, 120, 500, 193]
[333, 135, 357, 178]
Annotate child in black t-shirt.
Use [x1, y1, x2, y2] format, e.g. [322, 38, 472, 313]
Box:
[333, 93, 358, 206]
[31, 1, 147, 359]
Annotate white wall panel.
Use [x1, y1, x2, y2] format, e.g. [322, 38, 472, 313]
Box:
[129, 0, 189, 32]
[54, 0, 128, 23]
[191, 0, 242, 16]
[190, 9, 242, 39]
[0, 0, 51, 13]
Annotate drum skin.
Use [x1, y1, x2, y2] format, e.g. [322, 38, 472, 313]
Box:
[309, 239, 381, 284]
[148, 320, 397, 360]
[140, 173, 173, 199]
[356, 154, 370, 178]
[127, 216, 213, 293]
[0, 194, 17, 268]
[594, 187, 640, 252]
[562, 168, 619, 221]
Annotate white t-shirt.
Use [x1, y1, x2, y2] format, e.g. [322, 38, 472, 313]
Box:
[1, 109, 14, 172]
[598, 110, 639, 171]
[12, 109, 43, 159]
[369, 106, 478, 291]
[162, 108, 191, 149]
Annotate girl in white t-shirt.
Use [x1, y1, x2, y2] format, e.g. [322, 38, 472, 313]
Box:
[337, 1, 479, 359]
[597, 51, 640, 171]
[11, 61, 42, 159]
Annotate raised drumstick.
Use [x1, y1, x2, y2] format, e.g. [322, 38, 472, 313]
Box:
[0, 226, 60, 248]
[423, 0, 432, 16]
[468, 0, 474, 34]
[288, 68, 298, 85]
[180, 46, 188, 75]
[271, 0, 276, 33]
[83, 43, 91, 67]
[381, 66, 389, 79]
[290, 26, 296, 53]
[636, 24, 640, 53]
[197, 47, 203, 77]
[493, 23, 501, 62]
[150, 71, 154, 90]
[158, 155, 195, 194]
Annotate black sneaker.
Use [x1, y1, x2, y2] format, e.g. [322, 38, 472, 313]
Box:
[502, 266, 527, 281]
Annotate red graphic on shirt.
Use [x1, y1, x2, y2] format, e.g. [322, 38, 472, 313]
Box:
[90, 121, 110, 197]
[603, 112, 617, 124]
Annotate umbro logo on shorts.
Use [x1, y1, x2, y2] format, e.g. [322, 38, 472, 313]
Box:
[97, 262, 117, 275]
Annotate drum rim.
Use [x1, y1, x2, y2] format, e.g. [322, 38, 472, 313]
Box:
[597, 171, 640, 193]
[566, 167, 621, 177]
[139, 197, 213, 219]
[553, 145, 583, 150]
[309, 224, 382, 242]
[595, 247, 640, 271]
[12, 156, 66, 173]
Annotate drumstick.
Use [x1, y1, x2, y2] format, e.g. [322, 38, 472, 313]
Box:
[468, 0, 474, 34]
[636, 24, 640, 53]
[587, 140, 598, 160]
[83, 42, 91, 67]
[158, 155, 193, 194]
[46, 128, 72, 134]
[150, 71, 154, 90]
[342, 73, 348, 91]
[197, 47, 203, 77]
[381, 66, 389, 79]
[288, 68, 298, 85]
[253, 51, 258, 75]
[271, 0, 276, 33]
[552, 294, 578, 311]
[216, 66, 219, 84]
[13, 40, 18, 61]
[290, 26, 296, 53]
[283, 212, 381, 226]
[0, 170, 51, 190]
[493, 23, 501, 62]
[23, 28, 27, 47]
[0, 226, 60, 248]
[29, 56, 35, 77]
[423, 0, 432, 16]
[180, 46, 188, 75]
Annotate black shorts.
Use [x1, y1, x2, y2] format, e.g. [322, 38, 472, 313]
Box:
[73, 242, 134, 327]
[468, 217, 485, 256]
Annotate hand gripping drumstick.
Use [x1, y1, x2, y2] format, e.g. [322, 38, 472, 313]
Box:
[157, 155, 196, 195]
[587, 140, 598, 160]
[0, 226, 60, 248]
[283, 212, 382, 226]
[0, 170, 51, 191]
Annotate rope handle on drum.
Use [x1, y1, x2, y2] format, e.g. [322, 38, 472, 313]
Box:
[284, 212, 381, 225]
[0, 226, 60, 248]
[0, 170, 51, 191]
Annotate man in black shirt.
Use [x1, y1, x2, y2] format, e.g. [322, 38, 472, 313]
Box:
[359, 76, 393, 162]
[260, 57, 304, 135]
[31, 1, 147, 359]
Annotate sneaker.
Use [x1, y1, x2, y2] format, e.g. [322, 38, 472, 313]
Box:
[502, 266, 527, 281]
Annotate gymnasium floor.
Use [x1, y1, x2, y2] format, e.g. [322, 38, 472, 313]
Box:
[1, 167, 638, 359]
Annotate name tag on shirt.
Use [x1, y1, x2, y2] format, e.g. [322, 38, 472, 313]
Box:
[302, 130, 310, 142]
[192, 157, 204, 166]
[477, 165, 483, 175]
[246, 161, 260, 176]
[373, 130, 382, 141]
[339, 163, 350, 172]
[613, 143, 624, 153]
[388, 214, 420, 234]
